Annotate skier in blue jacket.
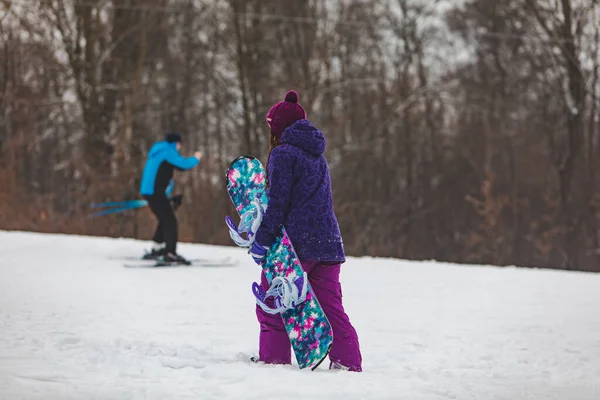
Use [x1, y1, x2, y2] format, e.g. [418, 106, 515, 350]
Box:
[140, 132, 201, 263]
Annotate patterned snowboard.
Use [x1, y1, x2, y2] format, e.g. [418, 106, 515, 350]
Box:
[225, 155, 333, 370]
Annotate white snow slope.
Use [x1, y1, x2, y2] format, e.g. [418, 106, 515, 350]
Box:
[1, 230, 599, 400]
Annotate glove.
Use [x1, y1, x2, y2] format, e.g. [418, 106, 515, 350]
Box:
[170, 194, 183, 210]
[249, 241, 268, 265]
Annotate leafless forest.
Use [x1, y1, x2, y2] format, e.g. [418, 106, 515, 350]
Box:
[1, 0, 599, 271]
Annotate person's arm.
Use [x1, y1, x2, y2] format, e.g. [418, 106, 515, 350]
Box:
[165, 148, 200, 170]
[255, 148, 295, 247]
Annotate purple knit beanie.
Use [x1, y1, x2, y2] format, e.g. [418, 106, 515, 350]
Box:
[265, 90, 307, 140]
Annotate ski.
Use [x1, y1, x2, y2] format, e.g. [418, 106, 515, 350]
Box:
[112, 256, 207, 262]
[123, 257, 237, 268]
[112, 255, 232, 262]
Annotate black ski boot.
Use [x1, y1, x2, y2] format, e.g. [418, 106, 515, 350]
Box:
[156, 252, 191, 266]
[142, 249, 165, 260]
[142, 245, 166, 260]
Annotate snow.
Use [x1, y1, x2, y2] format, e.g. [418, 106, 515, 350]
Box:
[1, 230, 600, 400]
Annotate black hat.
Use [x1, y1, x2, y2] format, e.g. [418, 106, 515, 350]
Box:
[165, 132, 182, 143]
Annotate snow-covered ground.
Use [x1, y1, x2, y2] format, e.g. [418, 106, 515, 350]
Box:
[1, 230, 599, 400]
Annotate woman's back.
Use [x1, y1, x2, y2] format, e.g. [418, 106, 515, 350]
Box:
[256, 119, 345, 263]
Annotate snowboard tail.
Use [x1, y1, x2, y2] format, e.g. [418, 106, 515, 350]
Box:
[225, 155, 333, 370]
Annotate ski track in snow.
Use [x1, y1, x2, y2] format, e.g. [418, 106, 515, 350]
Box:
[1, 230, 599, 400]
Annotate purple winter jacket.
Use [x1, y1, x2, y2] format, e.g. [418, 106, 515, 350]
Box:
[255, 119, 346, 263]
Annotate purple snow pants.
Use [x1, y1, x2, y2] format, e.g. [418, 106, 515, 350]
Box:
[255, 260, 362, 371]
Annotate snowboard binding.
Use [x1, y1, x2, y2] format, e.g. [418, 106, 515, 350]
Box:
[252, 272, 309, 314]
[225, 197, 267, 248]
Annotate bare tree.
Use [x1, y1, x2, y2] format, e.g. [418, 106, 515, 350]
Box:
[2, 0, 600, 271]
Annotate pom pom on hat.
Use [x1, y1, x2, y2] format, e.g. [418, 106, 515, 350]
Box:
[284, 90, 299, 103]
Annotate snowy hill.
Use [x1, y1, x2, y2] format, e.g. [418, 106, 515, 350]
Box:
[1, 231, 599, 400]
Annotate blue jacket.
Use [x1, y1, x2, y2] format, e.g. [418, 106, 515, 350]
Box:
[140, 141, 199, 196]
[255, 119, 345, 263]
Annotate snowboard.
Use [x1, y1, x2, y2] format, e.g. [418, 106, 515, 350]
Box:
[225, 155, 333, 370]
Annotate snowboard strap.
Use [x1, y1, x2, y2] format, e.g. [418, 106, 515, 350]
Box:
[252, 272, 309, 315]
[227, 197, 267, 247]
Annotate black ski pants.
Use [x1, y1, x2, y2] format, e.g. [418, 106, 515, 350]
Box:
[144, 195, 178, 254]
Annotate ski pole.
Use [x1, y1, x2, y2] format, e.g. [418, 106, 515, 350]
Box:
[89, 199, 146, 209]
[88, 200, 148, 217]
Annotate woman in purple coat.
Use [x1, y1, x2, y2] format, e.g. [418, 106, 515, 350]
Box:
[250, 90, 362, 372]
